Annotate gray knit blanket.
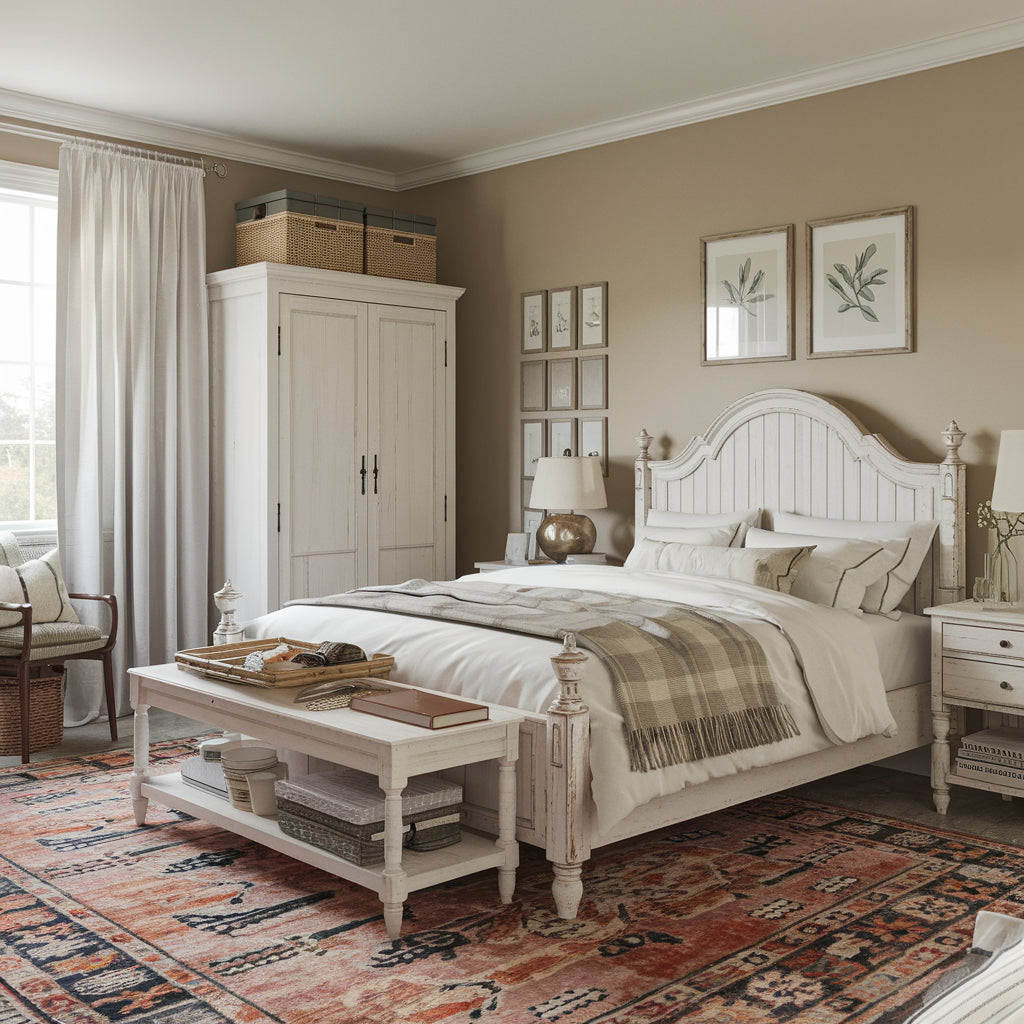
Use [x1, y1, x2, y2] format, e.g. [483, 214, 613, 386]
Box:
[291, 579, 799, 772]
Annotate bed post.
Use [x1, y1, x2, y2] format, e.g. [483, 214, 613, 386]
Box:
[635, 428, 654, 533]
[546, 633, 591, 919]
[938, 420, 966, 605]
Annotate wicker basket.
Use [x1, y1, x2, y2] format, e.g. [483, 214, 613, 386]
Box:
[236, 212, 364, 274]
[364, 225, 437, 283]
[0, 674, 63, 756]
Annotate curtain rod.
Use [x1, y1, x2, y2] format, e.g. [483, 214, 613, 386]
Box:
[0, 118, 226, 177]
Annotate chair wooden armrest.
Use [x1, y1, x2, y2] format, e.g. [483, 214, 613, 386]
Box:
[67, 593, 119, 653]
[0, 600, 32, 660]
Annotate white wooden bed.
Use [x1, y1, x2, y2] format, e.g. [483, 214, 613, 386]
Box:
[251, 388, 967, 920]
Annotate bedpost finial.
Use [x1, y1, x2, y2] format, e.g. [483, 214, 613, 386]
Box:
[941, 420, 966, 463]
[550, 632, 588, 714]
[635, 428, 653, 461]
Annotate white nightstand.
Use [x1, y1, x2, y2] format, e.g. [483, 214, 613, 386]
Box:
[925, 600, 1024, 814]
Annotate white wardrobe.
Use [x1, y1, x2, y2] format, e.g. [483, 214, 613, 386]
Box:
[208, 263, 463, 621]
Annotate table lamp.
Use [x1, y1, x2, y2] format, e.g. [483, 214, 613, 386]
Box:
[529, 456, 607, 563]
[989, 430, 1024, 605]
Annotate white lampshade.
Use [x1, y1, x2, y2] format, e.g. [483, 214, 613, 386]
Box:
[991, 430, 1024, 512]
[529, 456, 607, 511]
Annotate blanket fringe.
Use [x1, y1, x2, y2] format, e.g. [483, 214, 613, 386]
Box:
[627, 704, 799, 773]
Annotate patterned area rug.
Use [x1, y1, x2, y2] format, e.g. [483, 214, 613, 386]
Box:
[1, 741, 1023, 1024]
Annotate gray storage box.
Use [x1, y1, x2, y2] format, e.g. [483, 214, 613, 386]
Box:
[275, 768, 462, 865]
[235, 190, 364, 225]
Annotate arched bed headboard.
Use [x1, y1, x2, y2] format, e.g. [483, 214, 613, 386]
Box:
[634, 389, 966, 611]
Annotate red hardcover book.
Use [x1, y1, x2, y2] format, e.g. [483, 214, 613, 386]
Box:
[349, 688, 489, 728]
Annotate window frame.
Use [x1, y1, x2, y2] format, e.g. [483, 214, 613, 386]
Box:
[0, 159, 59, 532]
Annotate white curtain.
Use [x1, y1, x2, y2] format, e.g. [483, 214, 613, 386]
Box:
[56, 140, 209, 725]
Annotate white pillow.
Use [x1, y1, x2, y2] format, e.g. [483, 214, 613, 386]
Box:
[645, 507, 761, 547]
[625, 538, 811, 593]
[772, 511, 938, 614]
[638, 524, 737, 547]
[747, 527, 905, 612]
[0, 549, 79, 628]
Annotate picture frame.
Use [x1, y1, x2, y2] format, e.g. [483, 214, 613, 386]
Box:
[579, 281, 608, 348]
[521, 419, 546, 478]
[580, 416, 608, 476]
[521, 289, 547, 353]
[520, 359, 546, 412]
[523, 508, 543, 559]
[548, 358, 576, 410]
[522, 478, 537, 512]
[701, 224, 794, 365]
[579, 354, 607, 410]
[549, 417, 576, 458]
[548, 287, 576, 351]
[807, 206, 914, 358]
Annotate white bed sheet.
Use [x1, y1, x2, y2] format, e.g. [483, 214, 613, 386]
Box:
[247, 565, 898, 834]
[862, 611, 931, 691]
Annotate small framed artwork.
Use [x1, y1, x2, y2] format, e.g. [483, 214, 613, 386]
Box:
[548, 358, 576, 410]
[579, 281, 607, 348]
[579, 354, 607, 410]
[807, 206, 914, 357]
[523, 508, 543, 559]
[522, 419, 546, 478]
[549, 287, 576, 351]
[522, 478, 537, 511]
[580, 416, 608, 476]
[521, 289, 547, 353]
[549, 417, 576, 458]
[521, 359, 546, 412]
[701, 224, 794, 365]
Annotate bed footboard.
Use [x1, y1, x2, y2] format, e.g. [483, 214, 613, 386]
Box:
[546, 634, 592, 919]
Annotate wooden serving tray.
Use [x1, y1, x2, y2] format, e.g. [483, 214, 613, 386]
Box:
[174, 637, 394, 689]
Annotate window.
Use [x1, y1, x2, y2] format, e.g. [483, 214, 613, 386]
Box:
[0, 160, 58, 527]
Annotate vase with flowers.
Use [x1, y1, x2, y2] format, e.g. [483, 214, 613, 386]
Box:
[976, 500, 1024, 606]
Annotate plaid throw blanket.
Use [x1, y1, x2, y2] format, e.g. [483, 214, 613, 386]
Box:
[293, 580, 798, 772]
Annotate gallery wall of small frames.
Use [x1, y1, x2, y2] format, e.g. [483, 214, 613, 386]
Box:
[520, 282, 608, 536]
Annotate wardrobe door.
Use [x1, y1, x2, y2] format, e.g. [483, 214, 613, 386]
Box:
[278, 294, 367, 602]
[367, 304, 449, 585]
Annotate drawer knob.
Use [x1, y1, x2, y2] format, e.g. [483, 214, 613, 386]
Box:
[1000, 681, 1013, 690]
[1000, 639, 1013, 649]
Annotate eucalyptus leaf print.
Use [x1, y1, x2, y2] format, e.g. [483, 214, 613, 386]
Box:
[826, 243, 888, 322]
[721, 258, 774, 317]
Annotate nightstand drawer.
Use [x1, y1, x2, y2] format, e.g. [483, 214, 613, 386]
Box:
[942, 621, 1024, 659]
[943, 656, 1024, 709]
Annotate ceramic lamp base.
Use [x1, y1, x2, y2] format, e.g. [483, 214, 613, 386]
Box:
[537, 513, 597, 564]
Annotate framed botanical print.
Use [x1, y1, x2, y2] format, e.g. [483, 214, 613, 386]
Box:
[549, 417, 576, 458]
[580, 416, 608, 476]
[520, 359, 546, 412]
[521, 289, 547, 353]
[548, 358, 576, 410]
[548, 286, 576, 351]
[701, 224, 794, 364]
[579, 355, 607, 410]
[521, 419, 545, 478]
[807, 206, 914, 357]
[579, 281, 607, 348]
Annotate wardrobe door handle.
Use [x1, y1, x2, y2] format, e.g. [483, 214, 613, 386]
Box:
[373, 455, 379, 494]
[360, 456, 367, 495]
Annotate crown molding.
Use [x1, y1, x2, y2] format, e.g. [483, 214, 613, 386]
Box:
[394, 18, 1024, 188]
[2, 18, 1022, 193]
[0, 87, 399, 190]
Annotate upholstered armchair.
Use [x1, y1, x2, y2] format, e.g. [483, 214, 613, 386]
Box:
[0, 532, 118, 763]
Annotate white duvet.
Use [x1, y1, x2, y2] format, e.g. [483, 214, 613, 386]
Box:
[246, 565, 897, 834]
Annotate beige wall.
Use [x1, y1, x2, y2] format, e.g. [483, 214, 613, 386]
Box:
[3, 47, 1021, 583]
[408, 49, 1024, 577]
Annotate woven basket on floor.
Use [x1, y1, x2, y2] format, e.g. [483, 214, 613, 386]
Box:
[0, 674, 63, 755]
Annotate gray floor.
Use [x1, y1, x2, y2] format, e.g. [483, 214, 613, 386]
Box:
[4, 709, 1022, 847]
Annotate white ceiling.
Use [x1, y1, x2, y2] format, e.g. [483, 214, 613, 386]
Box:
[3, 1, 1024, 191]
